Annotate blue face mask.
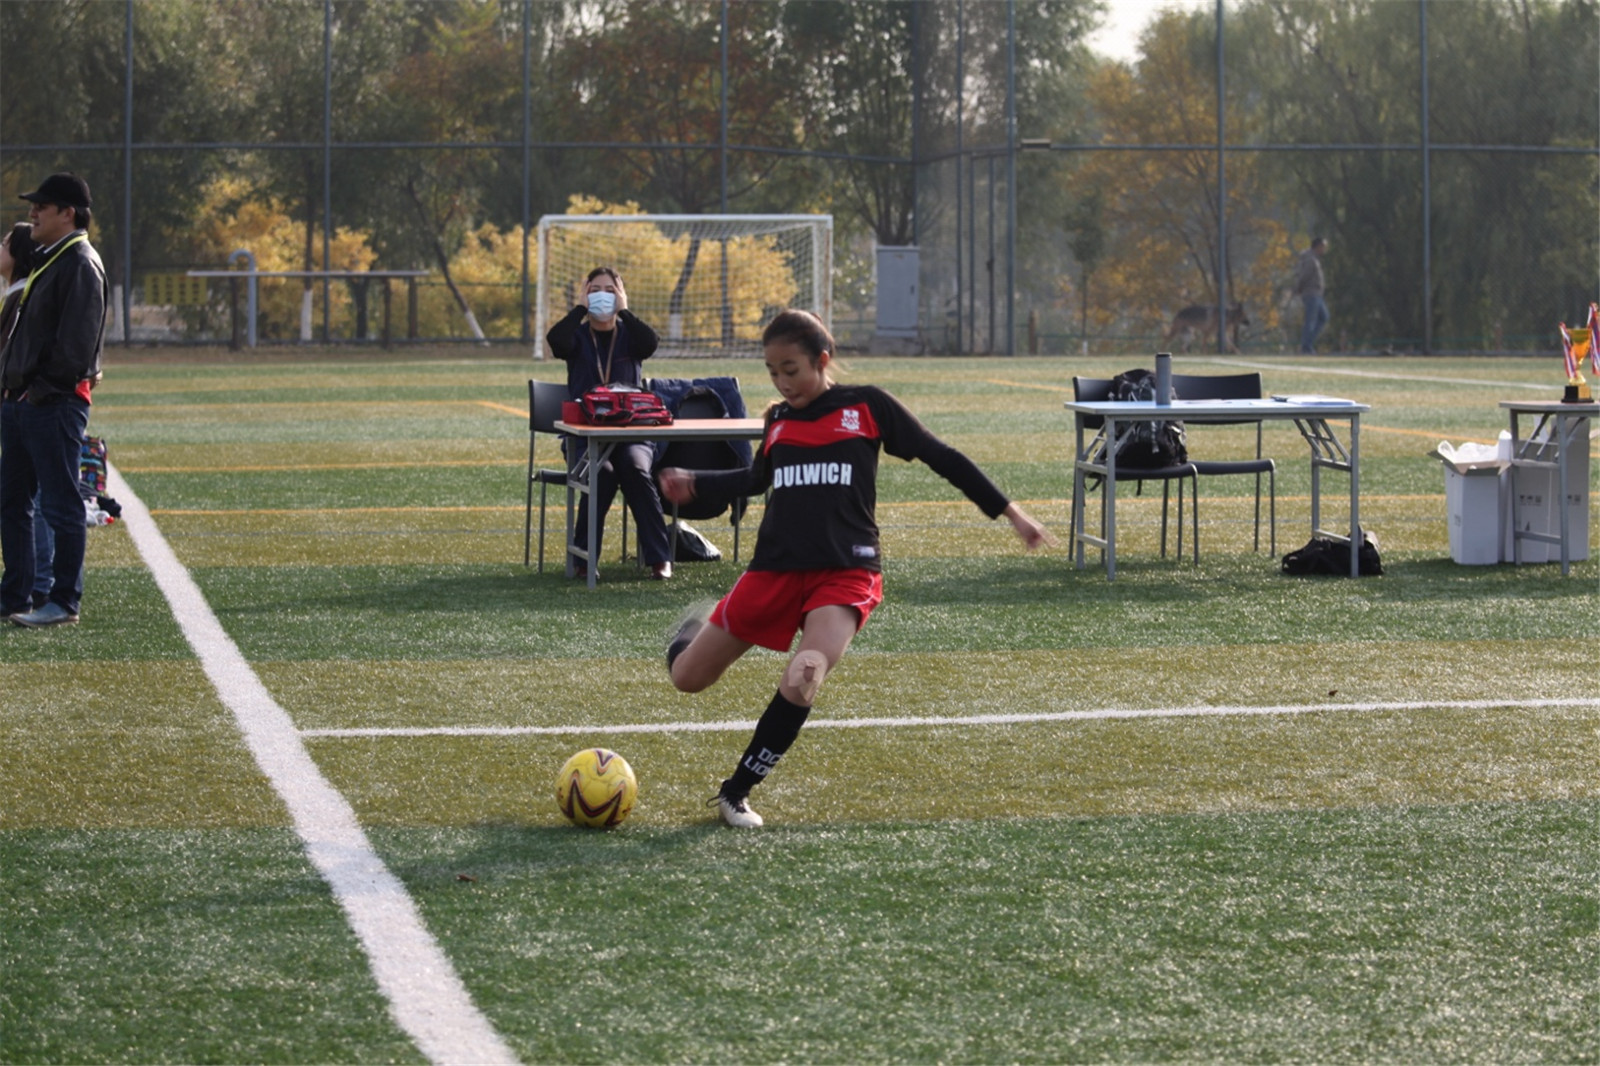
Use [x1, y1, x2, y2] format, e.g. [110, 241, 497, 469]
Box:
[586, 291, 617, 318]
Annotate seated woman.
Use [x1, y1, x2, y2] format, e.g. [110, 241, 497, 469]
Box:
[545, 266, 673, 580]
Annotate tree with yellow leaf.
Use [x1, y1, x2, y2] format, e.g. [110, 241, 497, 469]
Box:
[185, 176, 377, 342]
[431, 222, 531, 340]
[544, 196, 808, 351]
[1064, 12, 1293, 350]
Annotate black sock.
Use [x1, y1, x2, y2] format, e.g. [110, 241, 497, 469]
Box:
[722, 690, 811, 798]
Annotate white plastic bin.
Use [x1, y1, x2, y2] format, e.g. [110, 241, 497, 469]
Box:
[1434, 442, 1505, 565]
[1562, 432, 1592, 562]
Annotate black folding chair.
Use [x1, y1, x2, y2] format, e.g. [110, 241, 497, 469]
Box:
[1072, 375, 1199, 562]
[647, 377, 754, 562]
[1171, 372, 1277, 554]
[524, 379, 625, 570]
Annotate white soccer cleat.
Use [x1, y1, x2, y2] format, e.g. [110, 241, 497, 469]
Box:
[714, 793, 763, 828]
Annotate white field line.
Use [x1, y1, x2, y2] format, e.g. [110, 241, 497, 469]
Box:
[300, 697, 1600, 740]
[106, 463, 519, 1066]
[1209, 356, 1553, 392]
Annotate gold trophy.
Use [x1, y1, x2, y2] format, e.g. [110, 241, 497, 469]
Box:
[1561, 320, 1593, 403]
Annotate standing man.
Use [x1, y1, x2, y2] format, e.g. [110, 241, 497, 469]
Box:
[1, 173, 109, 627]
[1291, 236, 1329, 355]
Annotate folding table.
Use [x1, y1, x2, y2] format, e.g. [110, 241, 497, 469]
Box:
[1066, 396, 1369, 580]
[555, 418, 766, 588]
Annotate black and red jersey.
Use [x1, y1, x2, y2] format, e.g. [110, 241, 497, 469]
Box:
[691, 384, 1010, 572]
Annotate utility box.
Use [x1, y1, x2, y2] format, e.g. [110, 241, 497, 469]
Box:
[1434, 442, 1505, 565]
[874, 246, 919, 338]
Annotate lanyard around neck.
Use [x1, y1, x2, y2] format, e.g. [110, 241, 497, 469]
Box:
[590, 322, 618, 384]
[18, 232, 87, 311]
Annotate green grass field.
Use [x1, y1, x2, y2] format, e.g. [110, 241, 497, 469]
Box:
[2, 350, 1595, 1064]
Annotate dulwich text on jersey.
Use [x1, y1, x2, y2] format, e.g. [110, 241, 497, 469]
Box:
[770, 460, 856, 489]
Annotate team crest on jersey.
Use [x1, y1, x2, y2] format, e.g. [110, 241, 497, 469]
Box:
[766, 401, 878, 451]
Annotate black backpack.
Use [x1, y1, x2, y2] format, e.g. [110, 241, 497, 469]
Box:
[1281, 532, 1383, 576]
[1108, 368, 1187, 468]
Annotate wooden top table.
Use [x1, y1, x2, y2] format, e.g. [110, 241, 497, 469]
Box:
[555, 418, 766, 587]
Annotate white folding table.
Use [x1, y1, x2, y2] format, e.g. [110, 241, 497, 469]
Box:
[1066, 396, 1370, 580]
[1500, 400, 1597, 576]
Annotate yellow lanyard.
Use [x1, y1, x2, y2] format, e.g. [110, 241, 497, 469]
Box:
[17, 232, 87, 313]
[590, 323, 618, 384]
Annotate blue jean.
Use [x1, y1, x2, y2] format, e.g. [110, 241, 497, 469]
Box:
[1299, 294, 1329, 354]
[1, 397, 89, 614]
[32, 491, 54, 604]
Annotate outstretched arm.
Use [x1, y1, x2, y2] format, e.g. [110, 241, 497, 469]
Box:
[658, 462, 768, 507]
[1002, 502, 1055, 550]
[871, 389, 1054, 548]
[657, 467, 696, 506]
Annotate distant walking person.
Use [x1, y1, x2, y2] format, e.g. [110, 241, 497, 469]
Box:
[1, 173, 109, 627]
[1291, 236, 1328, 354]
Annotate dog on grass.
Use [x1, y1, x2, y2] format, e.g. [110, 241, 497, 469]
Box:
[1162, 302, 1249, 352]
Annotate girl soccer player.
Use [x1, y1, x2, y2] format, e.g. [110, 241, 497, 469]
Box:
[658, 309, 1053, 827]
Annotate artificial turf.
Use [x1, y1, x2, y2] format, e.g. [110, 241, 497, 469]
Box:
[1, 351, 1594, 1063]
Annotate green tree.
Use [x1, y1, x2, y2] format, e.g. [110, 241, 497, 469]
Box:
[547, 2, 806, 342]
[197, 1, 416, 337]
[1062, 12, 1291, 347]
[903, 0, 1098, 349]
[1234, 0, 1598, 350]
[562, 0, 800, 214]
[1421, 0, 1598, 347]
[1063, 188, 1107, 345]
[0, 0, 242, 293]
[355, 1, 523, 339]
[782, 1, 919, 245]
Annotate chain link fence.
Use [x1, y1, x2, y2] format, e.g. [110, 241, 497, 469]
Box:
[2, 0, 1594, 355]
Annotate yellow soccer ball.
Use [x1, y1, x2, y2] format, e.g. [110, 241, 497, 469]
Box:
[554, 748, 638, 828]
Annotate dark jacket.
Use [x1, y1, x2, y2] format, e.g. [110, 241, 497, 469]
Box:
[646, 375, 748, 421]
[693, 384, 1011, 573]
[0, 232, 108, 404]
[0, 287, 24, 350]
[545, 305, 658, 398]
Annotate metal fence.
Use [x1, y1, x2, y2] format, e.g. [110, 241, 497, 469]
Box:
[1, 0, 1595, 355]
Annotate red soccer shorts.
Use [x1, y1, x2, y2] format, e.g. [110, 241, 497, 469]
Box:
[711, 568, 884, 652]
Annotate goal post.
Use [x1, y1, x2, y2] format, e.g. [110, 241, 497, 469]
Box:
[534, 214, 832, 359]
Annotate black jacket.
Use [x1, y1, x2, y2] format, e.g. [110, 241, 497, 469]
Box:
[545, 305, 658, 397]
[0, 232, 108, 404]
[693, 384, 1011, 573]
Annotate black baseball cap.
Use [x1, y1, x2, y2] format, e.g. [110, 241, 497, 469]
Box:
[19, 173, 92, 210]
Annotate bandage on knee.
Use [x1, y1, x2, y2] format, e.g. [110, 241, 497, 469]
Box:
[785, 649, 829, 705]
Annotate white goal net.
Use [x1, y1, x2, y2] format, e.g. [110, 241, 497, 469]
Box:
[535, 214, 832, 359]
